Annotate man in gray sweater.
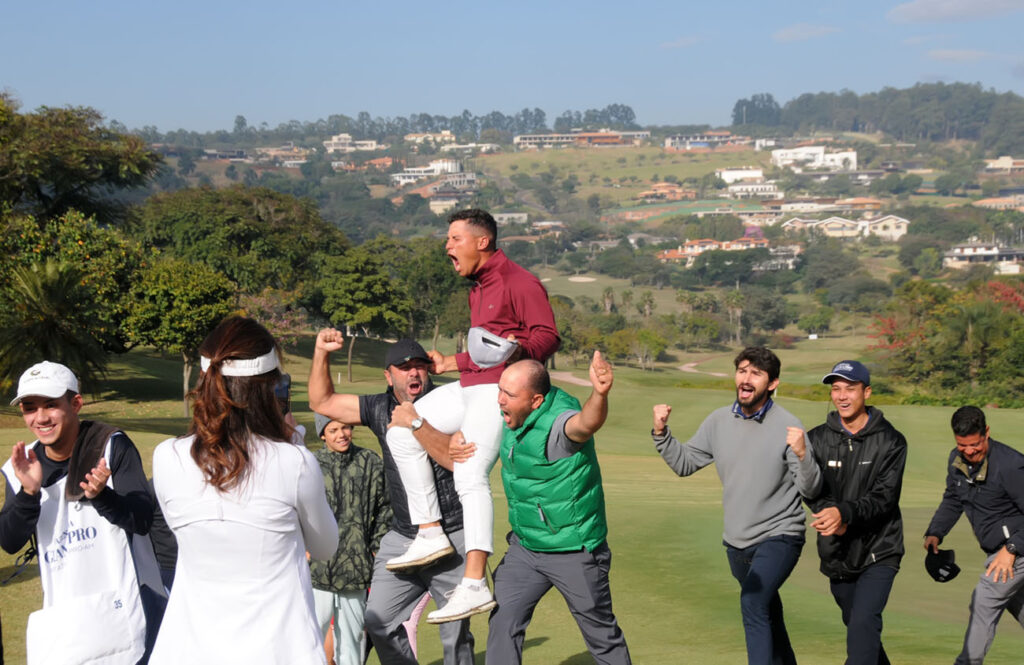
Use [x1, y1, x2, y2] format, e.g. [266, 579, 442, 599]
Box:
[651, 347, 821, 665]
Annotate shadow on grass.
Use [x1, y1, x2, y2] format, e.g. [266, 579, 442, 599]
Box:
[90, 336, 409, 403]
[98, 377, 182, 403]
[560, 652, 597, 665]
[100, 417, 190, 435]
[0, 561, 40, 587]
[424, 637, 549, 665]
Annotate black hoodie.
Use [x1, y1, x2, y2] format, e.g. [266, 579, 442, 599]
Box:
[806, 407, 908, 579]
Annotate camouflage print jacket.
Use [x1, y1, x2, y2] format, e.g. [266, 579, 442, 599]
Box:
[309, 444, 391, 593]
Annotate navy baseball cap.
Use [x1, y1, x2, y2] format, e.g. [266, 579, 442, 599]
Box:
[384, 339, 430, 369]
[822, 360, 870, 386]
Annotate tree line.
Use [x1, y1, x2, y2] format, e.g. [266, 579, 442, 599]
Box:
[873, 279, 1024, 405]
[128, 103, 640, 149]
[732, 82, 1024, 154]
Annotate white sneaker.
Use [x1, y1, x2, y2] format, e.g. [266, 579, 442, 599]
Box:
[385, 532, 455, 572]
[426, 584, 496, 624]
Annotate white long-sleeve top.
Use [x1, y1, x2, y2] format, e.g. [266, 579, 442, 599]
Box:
[151, 434, 338, 665]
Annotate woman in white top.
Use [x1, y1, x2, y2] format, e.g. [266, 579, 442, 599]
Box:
[150, 316, 338, 665]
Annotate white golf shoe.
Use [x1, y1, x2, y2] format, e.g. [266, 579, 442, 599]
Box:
[426, 583, 496, 624]
[385, 531, 455, 572]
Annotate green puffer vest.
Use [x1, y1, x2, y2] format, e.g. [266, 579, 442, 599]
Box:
[500, 387, 607, 552]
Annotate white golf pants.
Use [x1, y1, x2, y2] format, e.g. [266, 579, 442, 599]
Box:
[385, 381, 502, 553]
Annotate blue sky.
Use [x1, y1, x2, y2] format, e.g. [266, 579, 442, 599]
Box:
[2, 0, 1023, 132]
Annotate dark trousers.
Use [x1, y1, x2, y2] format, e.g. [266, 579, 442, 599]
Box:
[829, 564, 898, 665]
[725, 535, 804, 665]
[365, 529, 475, 665]
[487, 533, 631, 665]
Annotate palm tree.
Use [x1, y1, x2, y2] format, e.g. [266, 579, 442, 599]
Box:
[620, 290, 634, 312]
[724, 289, 745, 346]
[602, 287, 615, 314]
[638, 291, 656, 319]
[0, 261, 107, 392]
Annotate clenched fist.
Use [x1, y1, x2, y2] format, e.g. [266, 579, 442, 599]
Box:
[315, 329, 345, 354]
[652, 404, 672, 436]
[786, 427, 807, 461]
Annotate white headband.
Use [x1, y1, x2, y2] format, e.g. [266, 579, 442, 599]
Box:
[200, 349, 280, 376]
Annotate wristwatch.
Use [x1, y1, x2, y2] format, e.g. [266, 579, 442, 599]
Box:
[1007, 541, 1019, 556]
[411, 417, 424, 432]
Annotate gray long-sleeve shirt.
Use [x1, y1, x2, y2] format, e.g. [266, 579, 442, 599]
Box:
[654, 403, 822, 549]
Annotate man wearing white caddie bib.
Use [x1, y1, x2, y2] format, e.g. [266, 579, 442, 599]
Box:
[385, 208, 559, 623]
[0, 361, 164, 665]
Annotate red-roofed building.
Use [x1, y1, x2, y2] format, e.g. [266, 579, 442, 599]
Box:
[657, 236, 770, 267]
[973, 197, 1023, 211]
[637, 182, 697, 201]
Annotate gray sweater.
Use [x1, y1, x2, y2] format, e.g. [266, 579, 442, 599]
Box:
[654, 403, 822, 549]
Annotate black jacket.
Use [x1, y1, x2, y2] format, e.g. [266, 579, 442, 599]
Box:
[925, 439, 1024, 556]
[358, 387, 464, 538]
[807, 407, 907, 579]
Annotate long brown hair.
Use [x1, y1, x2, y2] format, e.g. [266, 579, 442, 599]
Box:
[188, 316, 293, 491]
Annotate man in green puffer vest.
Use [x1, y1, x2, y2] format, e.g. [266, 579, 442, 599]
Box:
[449, 351, 631, 665]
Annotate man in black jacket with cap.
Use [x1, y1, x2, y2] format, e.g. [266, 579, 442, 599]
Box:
[797, 360, 907, 665]
[925, 405, 1024, 665]
[308, 331, 475, 665]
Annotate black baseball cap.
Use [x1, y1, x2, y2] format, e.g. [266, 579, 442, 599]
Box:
[384, 339, 430, 369]
[925, 548, 960, 583]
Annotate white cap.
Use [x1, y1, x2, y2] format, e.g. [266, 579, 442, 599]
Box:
[11, 361, 80, 406]
[467, 327, 519, 369]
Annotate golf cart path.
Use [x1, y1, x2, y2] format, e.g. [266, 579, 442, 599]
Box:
[550, 357, 728, 386]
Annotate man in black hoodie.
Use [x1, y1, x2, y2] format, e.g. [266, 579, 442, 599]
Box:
[798, 360, 907, 665]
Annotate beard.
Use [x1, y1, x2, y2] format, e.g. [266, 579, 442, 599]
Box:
[736, 383, 770, 411]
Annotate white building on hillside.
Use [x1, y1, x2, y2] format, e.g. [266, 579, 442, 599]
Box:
[323, 133, 388, 154]
[716, 166, 764, 184]
[664, 131, 748, 150]
[983, 156, 1024, 174]
[441, 142, 501, 154]
[779, 214, 909, 241]
[390, 159, 463, 187]
[771, 146, 857, 172]
[861, 214, 909, 241]
[815, 216, 861, 238]
[494, 212, 529, 226]
[944, 242, 1024, 274]
[727, 180, 783, 200]
[429, 197, 460, 215]
[513, 129, 649, 150]
[404, 130, 456, 145]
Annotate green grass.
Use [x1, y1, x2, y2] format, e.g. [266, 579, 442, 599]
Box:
[534, 266, 688, 317]
[477, 146, 773, 207]
[3, 339, 1024, 664]
[907, 194, 969, 207]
